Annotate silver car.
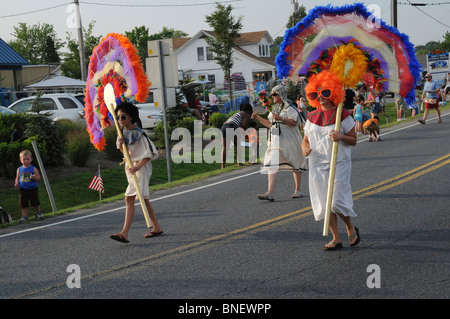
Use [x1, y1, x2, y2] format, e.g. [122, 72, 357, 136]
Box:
[8, 94, 85, 123]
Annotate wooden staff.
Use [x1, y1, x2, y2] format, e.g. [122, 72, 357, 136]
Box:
[323, 101, 344, 236]
[104, 84, 152, 228]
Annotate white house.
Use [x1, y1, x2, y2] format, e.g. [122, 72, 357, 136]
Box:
[163, 30, 276, 86]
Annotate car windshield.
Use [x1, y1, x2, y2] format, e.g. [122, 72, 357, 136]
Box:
[10, 99, 34, 112]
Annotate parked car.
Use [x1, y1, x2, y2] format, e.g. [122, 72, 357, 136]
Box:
[137, 106, 163, 129]
[8, 94, 85, 123]
[0, 105, 16, 115]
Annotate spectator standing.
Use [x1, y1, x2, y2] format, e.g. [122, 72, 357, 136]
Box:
[209, 88, 219, 113]
[14, 150, 44, 222]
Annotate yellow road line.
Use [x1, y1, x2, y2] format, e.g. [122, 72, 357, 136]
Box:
[15, 154, 450, 298]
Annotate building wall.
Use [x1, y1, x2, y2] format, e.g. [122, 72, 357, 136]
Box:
[176, 37, 275, 85]
[0, 65, 58, 89]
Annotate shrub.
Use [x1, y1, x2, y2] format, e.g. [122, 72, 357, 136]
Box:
[175, 117, 196, 135]
[0, 113, 30, 143]
[154, 121, 174, 148]
[103, 127, 123, 161]
[25, 113, 65, 165]
[209, 112, 228, 129]
[67, 130, 92, 167]
[0, 136, 47, 178]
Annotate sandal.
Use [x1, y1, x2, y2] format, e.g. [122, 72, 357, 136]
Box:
[291, 191, 303, 198]
[323, 241, 343, 251]
[110, 233, 129, 243]
[349, 227, 360, 247]
[144, 230, 164, 238]
[257, 193, 274, 201]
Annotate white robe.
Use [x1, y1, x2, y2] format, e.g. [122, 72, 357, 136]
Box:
[263, 105, 307, 172]
[117, 130, 155, 199]
[304, 116, 357, 221]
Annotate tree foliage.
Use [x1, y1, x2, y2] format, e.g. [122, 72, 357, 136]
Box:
[204, 2, 243, 84]
[61, 21, 102, 79]
[125, 26, 188, 62]
[8, 22, 63, 64]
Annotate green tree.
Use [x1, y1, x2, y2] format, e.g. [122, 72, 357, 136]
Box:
[150, 26, 188, 40]
[8, 22, 63, 64]
[43, 36, 60, 64]
[61, 21, 101, 79]
[440, 31, 450, 52]
[287, 4, 307, 28]
[126, 26, 188, 62]
[205, 2, 243, 102]
[125, 26, 151, 63]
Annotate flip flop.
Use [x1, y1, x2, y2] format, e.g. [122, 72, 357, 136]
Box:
[350, 227, 360, 247]
[323, 241, 343, 251]
[144, 230, 164, 238]
[257, 193, 275, 201]
[291, 191, 303, 198]
[110, 233, 129, 243]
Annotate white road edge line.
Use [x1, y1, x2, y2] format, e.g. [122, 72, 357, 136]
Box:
[2, 112, 447, 239]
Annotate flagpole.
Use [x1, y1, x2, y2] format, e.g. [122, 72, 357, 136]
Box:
[98, 164, 101, 201]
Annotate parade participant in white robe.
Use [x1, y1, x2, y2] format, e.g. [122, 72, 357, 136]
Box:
[252, 85, 307, 201]
[302, 71, 360, 251]
[109, 102, 163, 243]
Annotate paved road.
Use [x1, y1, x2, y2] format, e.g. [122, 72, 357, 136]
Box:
[1, 111, 449, 304]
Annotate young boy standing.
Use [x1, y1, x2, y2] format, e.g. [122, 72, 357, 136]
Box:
[14, 150, 44, 222]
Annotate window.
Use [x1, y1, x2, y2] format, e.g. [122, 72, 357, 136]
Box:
[259, 44, 269, 57]
[197, 47, 205, 61]
[208, 74, 216, 83]
[32, 98, 56, 111]
[206, 47, 214, 61]
[59, 98, 79, 109]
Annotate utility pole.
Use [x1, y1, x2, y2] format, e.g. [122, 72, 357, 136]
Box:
[291, 0, 299, 27]
[391, 0, 398, 28]
[74, 0, 86, 81]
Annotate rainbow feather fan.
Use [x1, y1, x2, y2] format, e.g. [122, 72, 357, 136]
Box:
[85, 33, 149, 150]
[275, 3, 422, 104]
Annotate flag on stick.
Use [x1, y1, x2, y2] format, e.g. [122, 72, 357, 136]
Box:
[88, 166, 104, 194]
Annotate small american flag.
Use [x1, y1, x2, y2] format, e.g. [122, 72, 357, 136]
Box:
[88, 168, 104, 193]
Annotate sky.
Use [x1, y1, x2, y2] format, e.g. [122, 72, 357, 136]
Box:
[0, 0, 449, 49]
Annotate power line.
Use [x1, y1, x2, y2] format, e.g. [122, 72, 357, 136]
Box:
[80, 0, 243, 7]
[0, 0, 243, 19]
[398, 1, 450, 4]
[0, 3, 71, 19]
[402, 0, 450, 28]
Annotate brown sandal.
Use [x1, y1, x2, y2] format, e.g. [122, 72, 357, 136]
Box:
[144, 230, 164, 238]
[110, 233, 129, 243]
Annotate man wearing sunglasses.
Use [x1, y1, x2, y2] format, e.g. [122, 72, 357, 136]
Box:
[419, 73, 442, 124]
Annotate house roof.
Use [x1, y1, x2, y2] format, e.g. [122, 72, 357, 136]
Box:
[25, 75, 86, 89]
[0, 38, 29, 70]
[172, 30, 275, 66]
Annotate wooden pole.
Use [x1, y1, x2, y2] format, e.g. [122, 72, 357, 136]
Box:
[31, 141, 57, 212]
[104, 84, 152, 228]
[323, 101, 344, 236]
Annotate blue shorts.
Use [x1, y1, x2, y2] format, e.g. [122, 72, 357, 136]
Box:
[370, 103, 381, 114]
